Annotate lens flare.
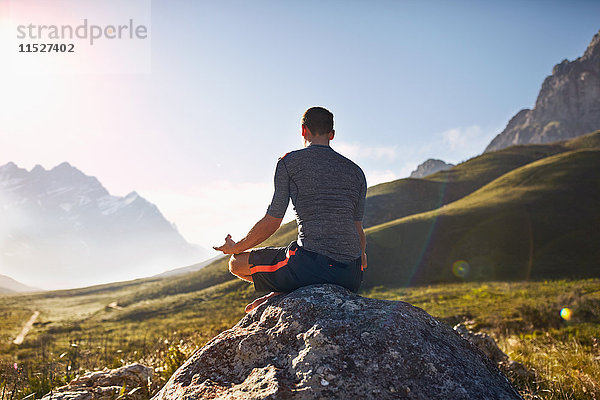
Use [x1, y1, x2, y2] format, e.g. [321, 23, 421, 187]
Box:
[452, 260, 470, 278]
[402, 174, 449, 287]
[560, 307, 572, 321]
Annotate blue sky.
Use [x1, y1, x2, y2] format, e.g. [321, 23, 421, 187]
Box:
[1, 0, 599, 256]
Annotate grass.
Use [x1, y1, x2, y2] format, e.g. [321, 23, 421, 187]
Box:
[221, 132, 600, 290]
[363, 148, 600, 287]
[0, 277, 257, 399]
[364, 279, 600, 399]
[1, 132, 599, 398]
[363, 131, 599, 228]
[1, 278, 599, 399]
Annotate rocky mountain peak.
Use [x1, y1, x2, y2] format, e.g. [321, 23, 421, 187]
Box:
[410, 159, 455, 179]
[0, 161, 25, 175]
[0, 161, 18, 171]
[31, 164, 45, 174]
[0, 162, 28, 181]
[582, 29, 600, 61]
[47, 161, 91, 182]
[153, 284, 521, 400]
[485, 30, 600, 152]
[54, 161, 72, 169]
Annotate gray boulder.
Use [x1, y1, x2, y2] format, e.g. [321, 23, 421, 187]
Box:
[42, 363, 153, 400]
[454, 324, 534, 382]
[153, 284, 522, 399]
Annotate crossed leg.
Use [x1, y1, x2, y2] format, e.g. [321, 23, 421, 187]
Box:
[228, 253, 286, 313]
[228, 252, 254, 283]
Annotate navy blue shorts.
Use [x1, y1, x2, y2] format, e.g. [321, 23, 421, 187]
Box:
[249, 241, 363, 293]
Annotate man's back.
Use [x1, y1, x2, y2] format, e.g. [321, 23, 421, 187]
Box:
[267, 144, 367, 262]
[214, 106, 367, 312]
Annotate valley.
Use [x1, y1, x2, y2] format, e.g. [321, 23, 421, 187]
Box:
[2, 131, 599, 399]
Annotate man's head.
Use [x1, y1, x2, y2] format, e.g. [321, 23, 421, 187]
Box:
[301, 107, 335, 144]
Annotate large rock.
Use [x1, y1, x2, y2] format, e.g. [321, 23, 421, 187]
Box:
[153, 284, 522, 399]
[454, 324, 534, 382]
[485, 30, 600, 152]
[42, 363, 153, 400]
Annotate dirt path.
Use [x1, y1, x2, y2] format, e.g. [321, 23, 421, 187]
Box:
[13, 311, 39, 345]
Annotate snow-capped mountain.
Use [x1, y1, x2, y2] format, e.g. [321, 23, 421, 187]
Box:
[0, 161, 205, 289]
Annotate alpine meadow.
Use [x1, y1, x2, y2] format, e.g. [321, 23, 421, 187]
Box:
[2, 4, 600, 400]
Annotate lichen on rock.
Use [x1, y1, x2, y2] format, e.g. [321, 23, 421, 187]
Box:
[153, 284, 522, 399]
[41, 363, 153, 400]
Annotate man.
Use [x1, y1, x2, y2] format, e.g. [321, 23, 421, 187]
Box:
[214, 106, 367, 312]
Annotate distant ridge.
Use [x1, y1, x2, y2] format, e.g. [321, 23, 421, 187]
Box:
[485, 30, 600, 152]
[153, 254, 224, 278]
[0, 162, 207, 289]
[0, 274, 38, 294]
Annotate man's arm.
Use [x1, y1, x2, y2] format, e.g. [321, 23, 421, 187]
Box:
[214, 214, 283, 254]
[354, 220, 367, 270]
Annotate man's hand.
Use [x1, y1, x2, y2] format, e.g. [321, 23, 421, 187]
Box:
[213, 234, 237, 254]
[354, 221, 367, 271]
[214, 214, 282, 255]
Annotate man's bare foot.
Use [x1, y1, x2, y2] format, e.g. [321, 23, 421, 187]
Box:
[245, 291, 285, 313]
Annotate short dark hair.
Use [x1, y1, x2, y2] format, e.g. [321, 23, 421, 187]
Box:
[302, 107, 334, 136]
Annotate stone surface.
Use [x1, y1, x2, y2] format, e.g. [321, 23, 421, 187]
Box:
[410, 159, 455, 179]
[454, 324, 534, 382]
[41, 363, 153, 400]
[485, 30, 600, 152]
[153, 284, 522, 400]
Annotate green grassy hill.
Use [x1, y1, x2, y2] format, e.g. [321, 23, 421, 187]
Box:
[363, 131, 600, 227]
[187, 131, 600, 290]
[365, 148, 600, 287]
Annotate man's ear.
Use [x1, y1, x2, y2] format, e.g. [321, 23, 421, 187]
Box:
[329, 130, 335, 141]
[301, 124, 308, 138]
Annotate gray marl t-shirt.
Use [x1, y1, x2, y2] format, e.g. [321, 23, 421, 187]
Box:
[266, 144, 367, 262]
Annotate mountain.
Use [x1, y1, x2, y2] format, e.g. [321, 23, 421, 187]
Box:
[364, 135, 600, 287]
[409, 159, 454, 178]
[363, 141, 566, 228]
[0, 274, 38, 294]
[0, 162, 206, 289]
[485, 30, 600, 152]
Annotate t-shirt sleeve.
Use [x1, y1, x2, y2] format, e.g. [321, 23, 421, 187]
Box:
[266, 158, 290, 218]
[353, 170, 367, 221]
